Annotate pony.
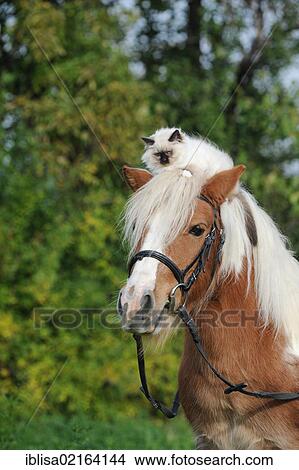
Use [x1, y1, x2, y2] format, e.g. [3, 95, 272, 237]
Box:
[118, 162, 299, 449]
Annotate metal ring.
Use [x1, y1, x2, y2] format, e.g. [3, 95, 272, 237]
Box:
[169, 282, 186, 298]
[166, 283, 187, 315]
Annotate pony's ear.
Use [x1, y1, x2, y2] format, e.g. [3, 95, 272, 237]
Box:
[202, 165, 246, 206]
[122, 165, 152, 192]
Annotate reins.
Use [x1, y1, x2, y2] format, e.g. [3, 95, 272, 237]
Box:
[128, 195, 299, 419]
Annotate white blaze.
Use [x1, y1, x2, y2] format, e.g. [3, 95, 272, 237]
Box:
[122, 211, 163, 306]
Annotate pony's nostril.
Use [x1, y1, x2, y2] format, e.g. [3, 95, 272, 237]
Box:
[117, 293, 123, 316]
[123, 302, 128, 315]
[117, 292, 128, 317]
[140, 292, 154, 312]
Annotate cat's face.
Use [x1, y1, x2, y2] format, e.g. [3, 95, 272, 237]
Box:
[141, 128, 186, 174]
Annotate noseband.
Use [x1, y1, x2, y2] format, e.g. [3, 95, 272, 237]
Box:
[127, 195, 299, 419]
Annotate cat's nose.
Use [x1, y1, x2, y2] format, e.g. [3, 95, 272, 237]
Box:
[160, 153, 169, 164]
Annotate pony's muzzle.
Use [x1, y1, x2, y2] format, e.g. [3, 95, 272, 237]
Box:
[118, 289, 156, 334]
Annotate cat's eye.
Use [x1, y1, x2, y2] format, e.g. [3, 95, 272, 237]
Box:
[189, 225, 205, 237]
[154, 151, 171, 156]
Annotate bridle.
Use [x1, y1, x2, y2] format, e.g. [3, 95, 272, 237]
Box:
[127, 194, 299, 419]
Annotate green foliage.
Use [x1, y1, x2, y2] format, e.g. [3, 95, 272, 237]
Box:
[0, 0, 299, 449]
[0, 311, 184, 421]
[0, 401, 193, 450]
[0, 1, 157, 313]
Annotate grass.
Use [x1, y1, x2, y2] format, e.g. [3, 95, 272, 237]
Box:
[0, 413, 194, 449]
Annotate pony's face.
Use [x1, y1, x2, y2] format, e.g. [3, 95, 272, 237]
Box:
[118, 165, 245, 335]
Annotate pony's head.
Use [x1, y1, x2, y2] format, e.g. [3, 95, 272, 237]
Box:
[118, 164, 245, 335]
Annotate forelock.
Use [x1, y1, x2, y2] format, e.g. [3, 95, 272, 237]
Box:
[123, 167, 205, 255]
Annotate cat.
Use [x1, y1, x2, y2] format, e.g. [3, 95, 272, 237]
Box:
[141, 127, 233, 178]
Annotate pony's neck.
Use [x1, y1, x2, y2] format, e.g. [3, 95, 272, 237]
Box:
[182, 261, 295, 411]
[185, 261, 287, 366]
[187, 248, 258, 317]
[196, 261, 261, 332]
[209, 265, 258, 314]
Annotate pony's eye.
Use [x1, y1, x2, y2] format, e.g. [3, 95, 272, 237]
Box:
[189, 225, 205, 237]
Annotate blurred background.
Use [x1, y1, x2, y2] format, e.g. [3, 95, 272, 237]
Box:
[0, 0, 298, 449]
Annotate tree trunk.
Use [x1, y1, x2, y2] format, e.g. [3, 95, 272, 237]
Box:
[186, 0, 202, 68]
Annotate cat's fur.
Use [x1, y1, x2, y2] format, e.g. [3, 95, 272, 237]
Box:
[141, 128, 233, 178]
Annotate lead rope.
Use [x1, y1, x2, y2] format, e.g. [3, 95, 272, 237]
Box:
[133, 333, 180, 418]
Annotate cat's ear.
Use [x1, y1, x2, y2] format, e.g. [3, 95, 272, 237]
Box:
[123, 166, 152, 192]
[168, 129, 183, 142]
[141, 137, 155, 146]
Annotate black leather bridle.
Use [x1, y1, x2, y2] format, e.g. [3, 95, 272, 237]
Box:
[127, 195, 299, 419]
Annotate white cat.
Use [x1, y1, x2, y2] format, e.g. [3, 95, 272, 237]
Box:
[141, 127, 233, 178]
